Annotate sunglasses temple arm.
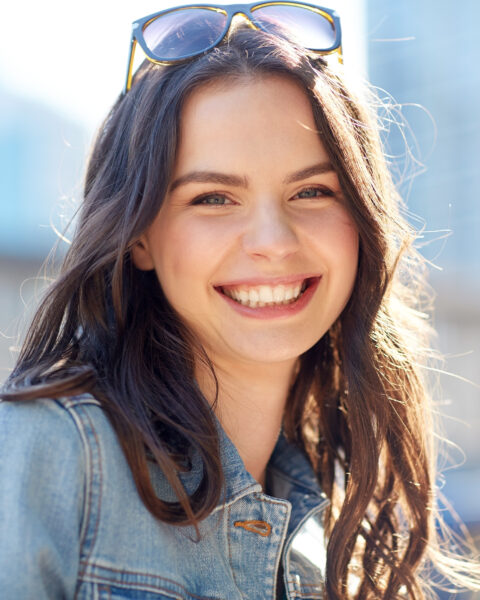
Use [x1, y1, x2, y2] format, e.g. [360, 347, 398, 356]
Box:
[123, 37, 137, 95]
[337, 45, 343, 64]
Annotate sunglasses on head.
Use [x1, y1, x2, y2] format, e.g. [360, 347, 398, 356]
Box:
[124, 2, 342, 94]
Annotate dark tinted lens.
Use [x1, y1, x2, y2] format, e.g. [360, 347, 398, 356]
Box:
[252, 4, 337, 50]
[143, 8, 228, 60]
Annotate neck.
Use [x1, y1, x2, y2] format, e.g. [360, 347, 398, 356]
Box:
[196, 357, 297, 489]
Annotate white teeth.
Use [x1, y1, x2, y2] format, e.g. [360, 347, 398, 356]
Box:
[273, 286, 284, 303]
[223, 280, 308, 308]
[258, 285, 273, 303]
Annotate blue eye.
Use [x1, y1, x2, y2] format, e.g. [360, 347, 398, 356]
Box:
[294, 187, 334, 199]
[193, 194, 230, 206]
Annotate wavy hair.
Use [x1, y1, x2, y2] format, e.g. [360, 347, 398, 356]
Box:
[2, 27, 479, 599]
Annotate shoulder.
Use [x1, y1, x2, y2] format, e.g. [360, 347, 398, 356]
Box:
[0, 393, 126, 509]
[0, 393, 126, 498]
[0, 394, 114, 597]
[0, 393, 109, 461]
[0, 393, 110, 449]
[0, 393, 109, 498]
[0, 393, 142, 534]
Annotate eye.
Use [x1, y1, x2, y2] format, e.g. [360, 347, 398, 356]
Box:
[292, 186, 335, 200]
[192, 193, 233, 206]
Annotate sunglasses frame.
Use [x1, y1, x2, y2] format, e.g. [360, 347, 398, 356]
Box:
[124, 2, 342, 94]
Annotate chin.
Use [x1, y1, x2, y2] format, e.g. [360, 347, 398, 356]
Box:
[222, 335, 321, 366]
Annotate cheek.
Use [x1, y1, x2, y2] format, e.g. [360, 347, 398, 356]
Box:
[337, 220, 359, 282]
[157, 227, 190, 276]
[303, 208, 359, 272]
[150, 217, 227, 295]
[337, 222, 359, 270]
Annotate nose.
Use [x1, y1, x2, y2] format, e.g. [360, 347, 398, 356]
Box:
[242, 201, 299, 261]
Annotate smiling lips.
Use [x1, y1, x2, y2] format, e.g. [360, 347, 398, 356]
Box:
[218, 277, 317, 309]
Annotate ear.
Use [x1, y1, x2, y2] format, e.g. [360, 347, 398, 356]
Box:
[131, 236, 155, 271]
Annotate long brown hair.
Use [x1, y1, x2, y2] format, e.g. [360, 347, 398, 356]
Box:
[2, 28, 479, 599]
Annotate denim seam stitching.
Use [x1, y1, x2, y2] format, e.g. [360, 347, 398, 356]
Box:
[225, 502, 242, 595]
[98, 584, 112, 600]
[209, 482, 261, 515]
[78, 569, 219, 599]
[50, 398, 92, 558]
[62, 393, 102, 408]
[70, 403, 103, 578]
[243, 494, 291, 600]
[254, 494, 289, 508]
[260, 495, 291, 600]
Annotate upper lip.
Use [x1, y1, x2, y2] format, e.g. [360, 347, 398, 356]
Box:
[214, 274, 320, 288]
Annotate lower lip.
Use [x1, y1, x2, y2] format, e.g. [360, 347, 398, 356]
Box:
[215, 277, 321, 320]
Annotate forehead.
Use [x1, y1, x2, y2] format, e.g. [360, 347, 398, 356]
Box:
[174, 74, 329, 174]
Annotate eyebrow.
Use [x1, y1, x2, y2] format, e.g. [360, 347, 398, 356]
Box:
[168, 161, 334, 192]
[283, 162, 335, 184]
[169, 171, 248, 192]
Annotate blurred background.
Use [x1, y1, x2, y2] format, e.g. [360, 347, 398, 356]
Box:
[0, 0, 478, 595]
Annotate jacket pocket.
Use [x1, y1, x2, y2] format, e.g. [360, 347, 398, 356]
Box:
[96, 583, 189, 599]
[77, 580, 220, 600]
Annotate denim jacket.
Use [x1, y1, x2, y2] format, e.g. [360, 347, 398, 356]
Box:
[0, 394, 329, 599]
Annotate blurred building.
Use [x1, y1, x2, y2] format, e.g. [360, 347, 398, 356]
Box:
[366, 0, 480, 537]
[0, 87, 87, 380]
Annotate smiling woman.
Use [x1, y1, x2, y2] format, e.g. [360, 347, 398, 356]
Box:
[0, 4, 479, 600]
[132, 76, 358, 375]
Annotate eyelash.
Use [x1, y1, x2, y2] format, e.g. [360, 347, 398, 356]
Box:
[191, 193, 233, 206]
[191, 186, 335, 206]
[292, 186, 335, 200]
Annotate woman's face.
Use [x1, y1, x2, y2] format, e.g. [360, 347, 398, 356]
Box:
[133, 75, 358, 368]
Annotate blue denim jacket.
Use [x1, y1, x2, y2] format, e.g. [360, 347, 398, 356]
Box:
[0, 394, 329, 599]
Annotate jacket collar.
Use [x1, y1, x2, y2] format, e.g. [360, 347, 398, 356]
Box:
[160, 418, 325, 509]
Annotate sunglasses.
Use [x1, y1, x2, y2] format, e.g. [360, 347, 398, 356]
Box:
[124, 2, 342, 94]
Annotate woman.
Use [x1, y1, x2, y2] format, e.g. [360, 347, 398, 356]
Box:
[0, 3, 478, 599]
